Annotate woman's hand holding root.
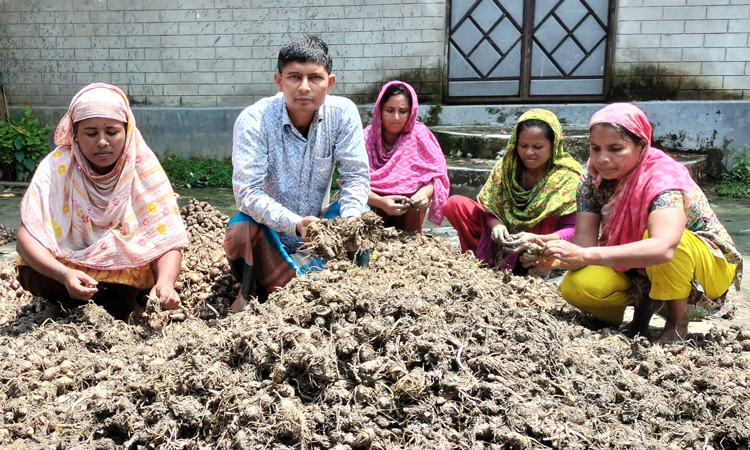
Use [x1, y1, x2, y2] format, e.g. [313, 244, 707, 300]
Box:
[490, 223, 510, 245]
[62, 268, 99, 301]
[542, 239, 589, 271]
[150, 282, 181, 310]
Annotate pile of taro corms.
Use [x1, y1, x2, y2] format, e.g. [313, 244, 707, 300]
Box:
[0, 223, 17, 246]
[1, 203, 749, 450]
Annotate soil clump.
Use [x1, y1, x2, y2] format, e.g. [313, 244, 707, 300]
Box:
[0, 201, 749, 449]
[0, 224, 17, 246]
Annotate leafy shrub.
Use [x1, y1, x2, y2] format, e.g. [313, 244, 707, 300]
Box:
[716, 145, 750, 198]
[330, 165, 340, 194]
[161, 155, 342, 197]
[160, 155, 233, 188]
[0, 107, 53, 181]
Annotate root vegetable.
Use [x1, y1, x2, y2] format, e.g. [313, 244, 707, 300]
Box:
[53, 376, 74, 393]
[109, 359, 125, 371]
[1, 199, 749, 450]
[42, 367, 59, 381]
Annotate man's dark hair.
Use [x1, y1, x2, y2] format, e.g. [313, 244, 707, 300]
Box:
[277, 34, 333, 74]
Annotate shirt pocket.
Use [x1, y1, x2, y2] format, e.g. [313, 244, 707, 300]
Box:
[312, 150, 334, 189]
[314, 141, 333, 160]
[312, 127, 333, 160]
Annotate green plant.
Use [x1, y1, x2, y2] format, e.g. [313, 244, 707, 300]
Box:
[330, 165, 340, 194]
[161, 155, 233, 188]
[716, 145, 750, 198]
[728, 145, 750, 180]
[0, 107, 53, 181]
[162, 157, 343, 196]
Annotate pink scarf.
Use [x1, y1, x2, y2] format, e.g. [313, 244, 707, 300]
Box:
[589, 103, 694, 268]
[21, 83, 188, 270]
[363, 81, 450, 225]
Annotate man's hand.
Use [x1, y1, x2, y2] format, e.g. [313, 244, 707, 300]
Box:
[61, 268, 99, 301]
[379, 195, 410, 216]
[490, 223, 510, 245]
[149, 282, 181, 310]
[297, 216, 321, 241]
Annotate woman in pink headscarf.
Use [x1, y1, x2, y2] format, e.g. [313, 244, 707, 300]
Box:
[543, 103, 741, 342]
[363, 81, 449, 233]
[17, 83, 188, 323]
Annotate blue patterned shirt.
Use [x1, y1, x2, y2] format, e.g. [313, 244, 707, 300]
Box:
[232, 93, 370, 249]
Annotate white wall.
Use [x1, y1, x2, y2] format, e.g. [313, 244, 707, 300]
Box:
[3, 0, 749, 106]
[0, 0, 445, 106]
[614, 0, 750, 99]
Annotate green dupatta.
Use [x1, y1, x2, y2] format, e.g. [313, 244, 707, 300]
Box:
[477, 109, 583, 234]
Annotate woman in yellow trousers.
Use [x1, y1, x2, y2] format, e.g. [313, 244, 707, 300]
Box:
[541, 103, 741, 342]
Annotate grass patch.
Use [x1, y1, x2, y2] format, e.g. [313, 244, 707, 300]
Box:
[161, 156, 233, 188]
[161, 156, 342, 197]
[330, 165, 340, 194]
[715, 145, 750, 198]
[715, 174, 750, 198]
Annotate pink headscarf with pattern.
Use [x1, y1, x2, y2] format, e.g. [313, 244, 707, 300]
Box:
[21, 83, 188, 270]
[589, 103, 694, 258]
[363, 81, 450, 225]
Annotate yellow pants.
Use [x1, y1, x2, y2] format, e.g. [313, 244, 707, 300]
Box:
[559, 230, 737, 325]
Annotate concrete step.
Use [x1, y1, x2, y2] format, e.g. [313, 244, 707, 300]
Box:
[430, 125, 591, 161]
[446, 157, 496, 198]
[446, 152, 708, 199]
[436, 125, 708, 198]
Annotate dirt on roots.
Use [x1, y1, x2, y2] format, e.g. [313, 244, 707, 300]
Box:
[0, 224, 17, 247]
[1, 200, 749, 450]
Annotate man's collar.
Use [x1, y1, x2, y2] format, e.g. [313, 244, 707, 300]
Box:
[280, 96, 326, 129]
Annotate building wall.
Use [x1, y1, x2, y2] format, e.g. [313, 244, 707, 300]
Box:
[613, 0, 750, 100]
[2, 0, 750, 106]
[0, 0, 445, 107]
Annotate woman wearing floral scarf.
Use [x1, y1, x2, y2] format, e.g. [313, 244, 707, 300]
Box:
[363, 81, 450, 233]
[544, 103, 741, 342]
[445, 109, 583, 274]
[17, 83, 188, 323]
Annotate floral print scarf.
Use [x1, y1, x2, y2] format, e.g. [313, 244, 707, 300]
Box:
[477, 109, 582, 234]
[20, 83, 187, 271]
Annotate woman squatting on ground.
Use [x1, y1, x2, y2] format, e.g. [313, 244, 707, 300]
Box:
[544, 103, 742, 342]
[363, 81, 450, 233]
[17, 83, 188, 323]
[445, 109, 583, 275]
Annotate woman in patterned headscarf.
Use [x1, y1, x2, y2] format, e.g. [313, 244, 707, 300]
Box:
[17, 83, 188, 323]
[545, 103, 741, 342]
[444, 109, 583, 274]
[363, 81, 450, 233]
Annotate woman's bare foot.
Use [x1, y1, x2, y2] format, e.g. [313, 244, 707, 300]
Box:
[623, 298, 664, 337]
[657, 298, 689, 343]
[657, 324, 688, 342]
[36, 304, 61, 324]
